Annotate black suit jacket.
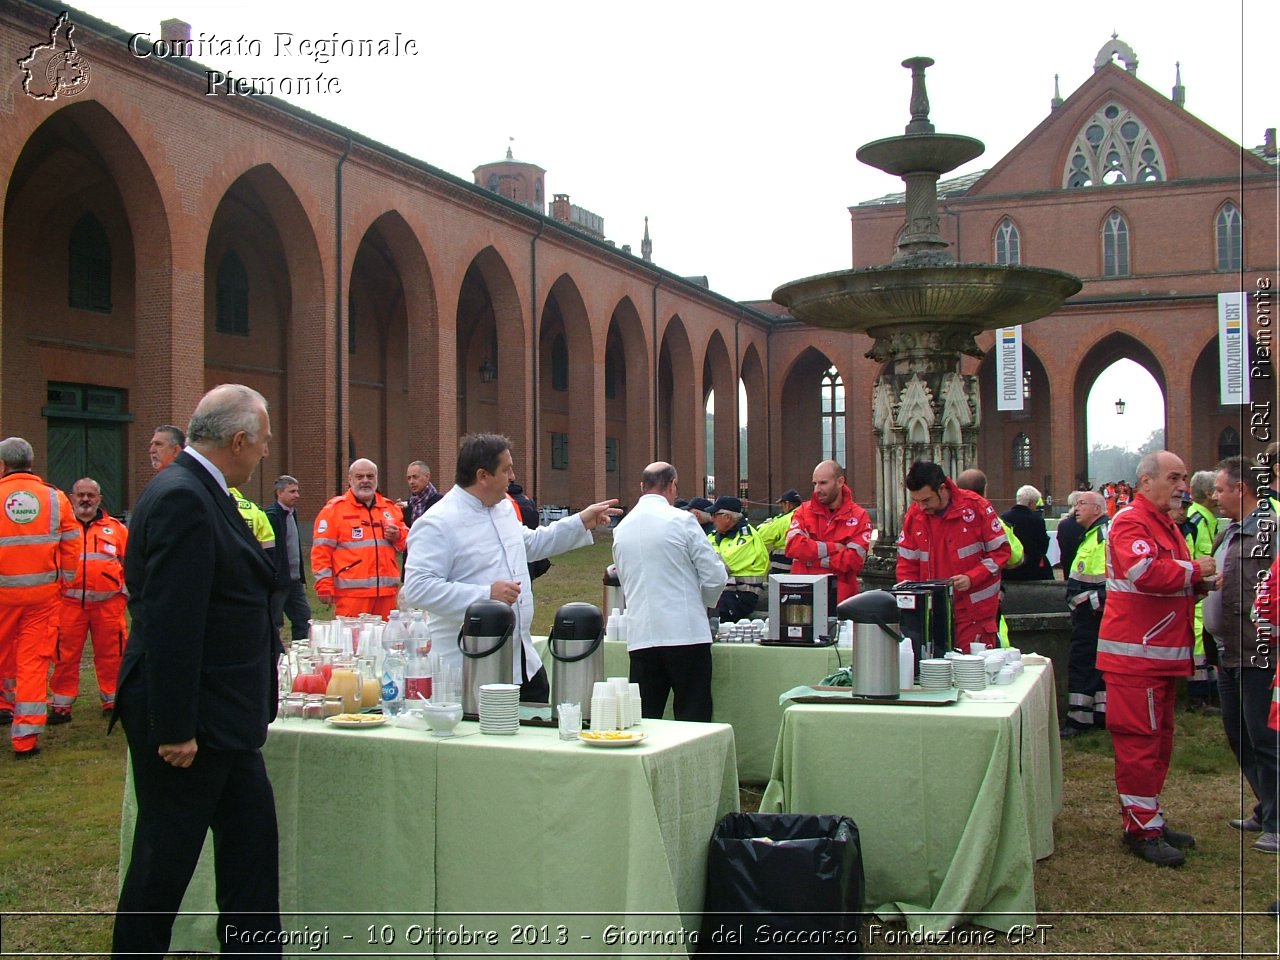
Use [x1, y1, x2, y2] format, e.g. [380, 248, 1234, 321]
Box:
[117, 451, 277, 751]
[1001, 504, 1053, 581]
[264, 500, 307, 589]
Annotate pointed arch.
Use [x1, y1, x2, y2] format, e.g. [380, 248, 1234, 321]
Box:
[778, 347, 842, 483]
[456, 247, 525, 450]
[1072, 333, 1168, 486]
[604, 296, 651, 502]
[539, 273, 597, 508]
[703, 331, 736, 498]
[658, 316, 697, 482]
[3, 99, 171, 509]
[740, 344, 767, 503]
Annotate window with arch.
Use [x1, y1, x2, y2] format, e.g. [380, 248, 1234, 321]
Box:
[215, 250, 249, 335]
[1216, 202, 1243, 272]
[535, 179, 544, 207]
[68, 212, 112, 311]
[1217, 426, 1241, 461]
[1102, 211, 1130, 277]
[1064, 102, 1165, 188]
[821, 366, 845, 464]
[1013, 432, 1032, 470]
[550, 334, 569, 392]
[994, 218, 1021, 265]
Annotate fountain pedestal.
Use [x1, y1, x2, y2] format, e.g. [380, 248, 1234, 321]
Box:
[773, 57, 1081, 540]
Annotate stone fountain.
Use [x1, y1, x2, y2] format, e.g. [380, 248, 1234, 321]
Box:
[774, 57, 1082, 541]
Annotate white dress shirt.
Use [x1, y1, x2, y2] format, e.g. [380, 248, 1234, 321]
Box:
[611, 494, 727, 651]
[402, 484, 592, 684]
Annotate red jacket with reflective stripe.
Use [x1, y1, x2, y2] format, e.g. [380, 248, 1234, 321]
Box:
[0, 471, 80, 606]
[62, 510, 127, 606]
[895, 479, 1011, 632]
[785, 487, 874, 602]
[311, 490, 404, 599]
[1096, 493, 1201, 678]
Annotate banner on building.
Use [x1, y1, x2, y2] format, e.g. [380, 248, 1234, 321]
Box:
[1218, 292, 1250, 405]
[995, 326, 1023, 411]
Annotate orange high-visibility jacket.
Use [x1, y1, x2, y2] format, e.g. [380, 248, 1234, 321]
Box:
[62, 510, 127, 606]
[0, 471, 80, 606]
[311, 489, 404, 599]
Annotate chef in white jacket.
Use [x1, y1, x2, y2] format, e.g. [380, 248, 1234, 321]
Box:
[402, 433, 619, 700]
[612, 462, 727, 721]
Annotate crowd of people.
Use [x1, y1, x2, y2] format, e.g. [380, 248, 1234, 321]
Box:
[3, 381, 1278, 950]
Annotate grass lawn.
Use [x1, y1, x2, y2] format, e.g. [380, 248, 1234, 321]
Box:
[2, 533, 1277, 955]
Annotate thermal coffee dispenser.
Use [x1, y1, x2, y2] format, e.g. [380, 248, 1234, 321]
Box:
[892, 579, 954, 663]
[767, 574, 837, 643]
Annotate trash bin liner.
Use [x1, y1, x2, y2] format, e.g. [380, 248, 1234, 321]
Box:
[698, 812, 863, 956]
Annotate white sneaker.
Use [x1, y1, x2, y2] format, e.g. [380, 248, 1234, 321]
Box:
[1253, 832, 1279, 854]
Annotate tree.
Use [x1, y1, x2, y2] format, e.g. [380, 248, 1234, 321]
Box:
[1137, 428, 1165, 455]
[1089, 445, 1140, 486]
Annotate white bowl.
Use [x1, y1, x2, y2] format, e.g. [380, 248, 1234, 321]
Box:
[421, 702, 463, 737]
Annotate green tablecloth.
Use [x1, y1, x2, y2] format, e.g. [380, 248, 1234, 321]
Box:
[536, 637, 845, 783]
[120, 717, 738, 958]
[760, 662, 1062, 934]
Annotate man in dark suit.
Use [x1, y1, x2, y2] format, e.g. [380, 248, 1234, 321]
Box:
[113, 384, 282, 958]
[264, 474, 310, 642]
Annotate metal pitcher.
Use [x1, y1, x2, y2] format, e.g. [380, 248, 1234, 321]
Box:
[548, 602, 605, 721]
[602, 565, 626, 615]
[838, 590, 903, 700]
[458, 599, 515, 717]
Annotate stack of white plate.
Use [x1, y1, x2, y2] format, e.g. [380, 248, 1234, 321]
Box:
[478, 682, 520, 735]
[918, 658, 953, 690]
[951, 654, 988, 691]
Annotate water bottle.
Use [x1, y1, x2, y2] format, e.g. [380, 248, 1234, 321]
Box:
[383, 609, 407, 652]
[408, 610, 431, 657]
[381, 638, 407, 717]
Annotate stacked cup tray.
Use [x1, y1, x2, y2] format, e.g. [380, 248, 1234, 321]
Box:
[478, 682, 521, 735]
[918, 658, 953, 691]
[950, 654, 988, 691]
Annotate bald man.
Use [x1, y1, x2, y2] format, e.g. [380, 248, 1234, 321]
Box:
[311, 458, 404, 618]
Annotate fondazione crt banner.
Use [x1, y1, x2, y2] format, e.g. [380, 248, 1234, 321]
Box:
[995, 326, 1023, 412]
[1218, 292, 1250, 405]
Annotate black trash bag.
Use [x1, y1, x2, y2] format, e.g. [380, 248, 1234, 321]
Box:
[698, 813, 864, 956]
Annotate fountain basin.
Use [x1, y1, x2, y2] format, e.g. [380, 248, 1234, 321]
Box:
[856, 133, 984, 177]
[772, 262, 1082, 333]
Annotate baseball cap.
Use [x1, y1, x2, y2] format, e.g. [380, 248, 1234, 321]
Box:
[780, 489, 802, 506]
[687, 497, 713, 513]
[710, 495, 743, 515]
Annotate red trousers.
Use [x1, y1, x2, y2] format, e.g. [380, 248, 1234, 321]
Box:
[334, 595, 396, 620]
[0, 598, 59, 753]
[51, 594, 126, 711]
[1105, 672, 1177, 838]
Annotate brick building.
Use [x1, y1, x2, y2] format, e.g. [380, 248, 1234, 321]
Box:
[2, 2, 1275, 522]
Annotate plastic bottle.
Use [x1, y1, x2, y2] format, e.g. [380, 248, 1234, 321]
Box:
[382, 609, 407, 652]
[407, 610, 431, 657]
[381, 637, 407, 717]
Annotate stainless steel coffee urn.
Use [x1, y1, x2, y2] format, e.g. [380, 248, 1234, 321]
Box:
[838, 590, 903, 699]
[458, 599, 515, 718]
[548, 602, 605, 722]
[603, 564, 626, 615]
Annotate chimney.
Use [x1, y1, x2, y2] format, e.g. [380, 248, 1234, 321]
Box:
[550, 194, 571, 224]
[160, 18, 191, 45]
[1265, 128, 1277, 159]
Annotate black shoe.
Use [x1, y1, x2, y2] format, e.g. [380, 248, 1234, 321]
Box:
[46, 710, 72, 726]
[1060, 724, 1092, 740]
[0, 709, 11, 725]
[1162, 826, 1197, 850]
[1231, 816, 1264, 832]
[14, 746, 42, 760]
[1124, 834, 1186, 866]
[1269, 900, 1279, 918]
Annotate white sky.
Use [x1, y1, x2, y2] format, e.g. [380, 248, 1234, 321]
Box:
[61, 1, 1275, 450]
[1086, 360, 1164, 451]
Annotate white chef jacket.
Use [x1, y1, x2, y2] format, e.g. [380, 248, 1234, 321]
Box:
[402, 484, 592, 685]
[611, 494, 727, 651]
